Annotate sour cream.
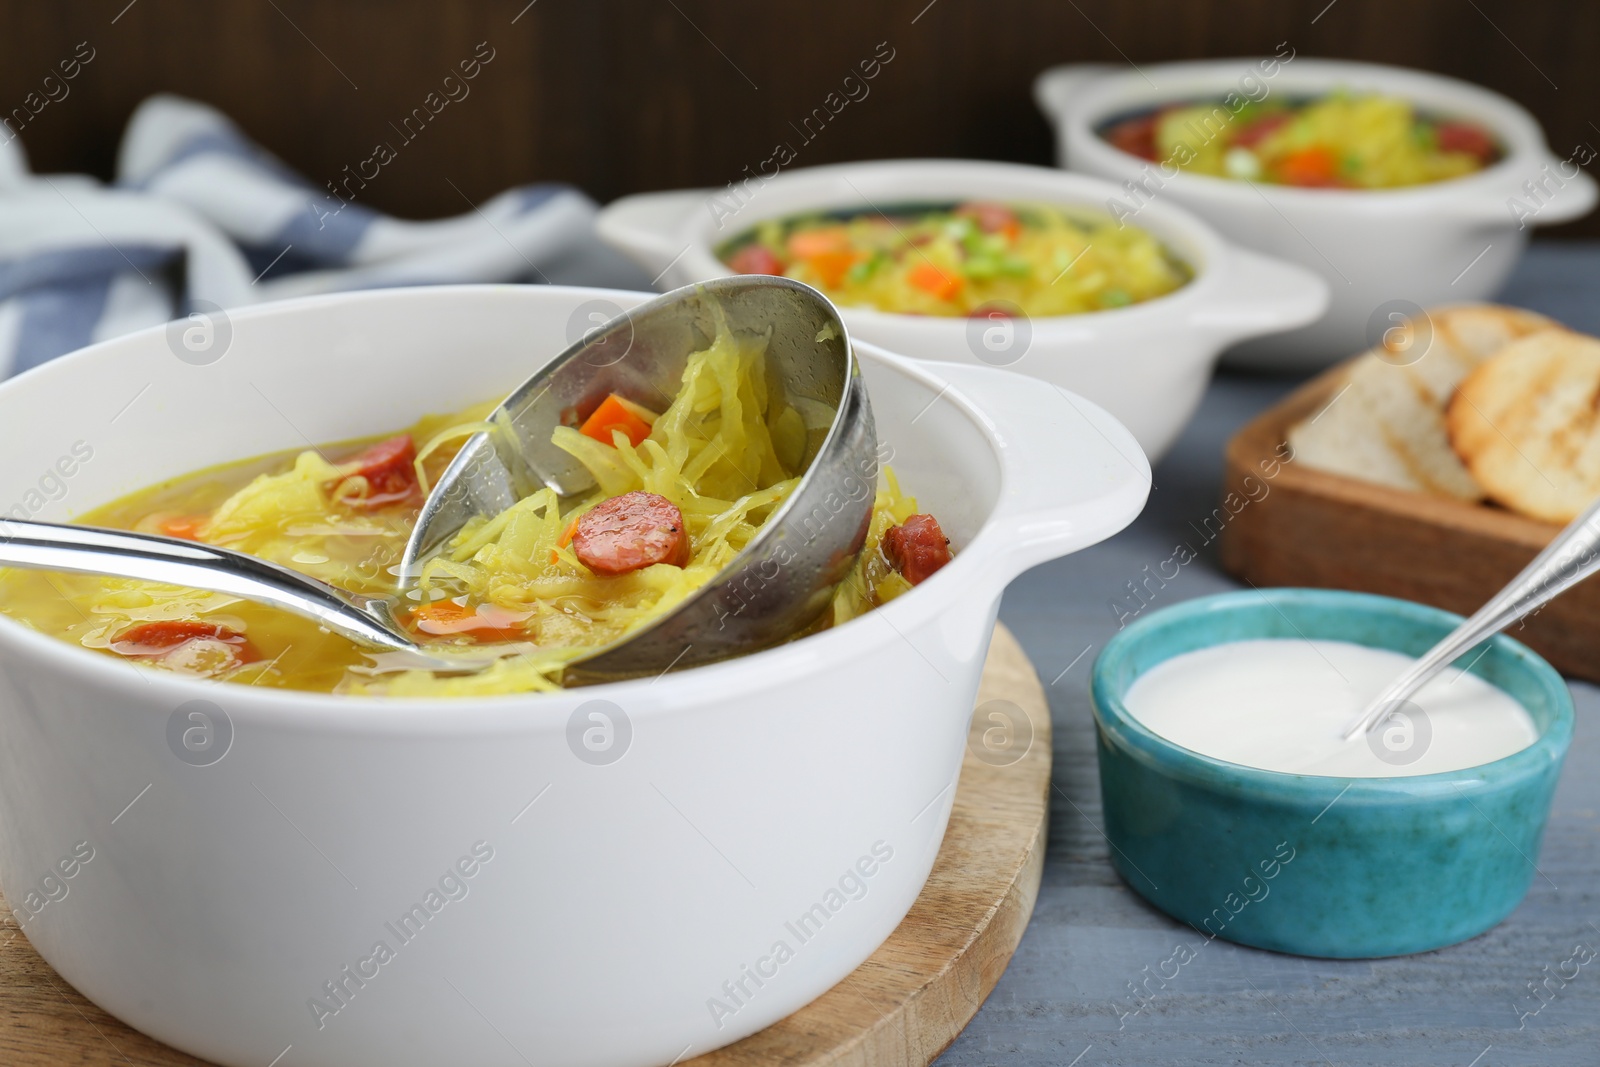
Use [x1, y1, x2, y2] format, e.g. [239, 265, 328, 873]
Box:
[1122, 639, 1538, 777]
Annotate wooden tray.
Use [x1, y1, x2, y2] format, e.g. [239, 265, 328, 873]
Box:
[1219, 361, 1598, 683]
[0, 625, 1050, 1067]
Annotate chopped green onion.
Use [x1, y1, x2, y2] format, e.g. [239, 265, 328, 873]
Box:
[846, 252, 886, 285]
[997, 257, 1033, 278]
[963, 257, 999, 280]
[945, 217, 976, 243]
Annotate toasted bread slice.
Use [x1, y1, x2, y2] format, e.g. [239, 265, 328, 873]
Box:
[1289, 304, 1558, 500]
[1447, 330, 1600, 523]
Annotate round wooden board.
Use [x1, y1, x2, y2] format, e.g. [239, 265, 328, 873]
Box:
[0, 624, 1051, 1067]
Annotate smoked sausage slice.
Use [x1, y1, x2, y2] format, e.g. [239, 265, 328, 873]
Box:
[883, 514, 952, 585]
[572, 491, 691, 575]
[332, 435, 418, 509]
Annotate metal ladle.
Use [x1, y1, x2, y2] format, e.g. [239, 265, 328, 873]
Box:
[1344, 496, 1600, 739]
[0, 277, 878, 685]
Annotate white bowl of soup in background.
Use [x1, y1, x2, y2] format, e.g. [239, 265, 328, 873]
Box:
[597, 159, 1327, 461]
[0, 285, 1148, 1067]
[1035, 58, 1598, 370]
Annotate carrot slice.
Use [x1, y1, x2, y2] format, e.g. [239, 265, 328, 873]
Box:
[805, 250, 862, 288]
[786, 227, 850, 258]
[908, 262, 963, 301]
[579, 394, 657, 448]
[110, 620, 260, 666]
[158, 514, 209, 541]
[547, 515, 582, 565]
[409, 601, 527, 642]
[1277, 146, 1340, 187]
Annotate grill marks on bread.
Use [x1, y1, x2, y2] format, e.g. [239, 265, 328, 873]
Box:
[1447, 330, 1600, 523]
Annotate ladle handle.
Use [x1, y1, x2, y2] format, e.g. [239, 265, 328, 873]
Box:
[0, 517, 416, 652]
[1344, 496, 1600, 739]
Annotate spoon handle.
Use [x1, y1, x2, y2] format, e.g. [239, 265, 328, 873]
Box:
[1344, 496, 1600, 739]
[0, 517, 417, 653]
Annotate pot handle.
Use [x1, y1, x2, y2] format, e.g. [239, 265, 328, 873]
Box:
[1188, 245, 1330, 343]
[1443, 156, 1598, 227]
[596, 189, 709, 282]
[928, 362, 1151, 580]
[1033, 64, 1117, 121]
[1521, 163, 1597, 224]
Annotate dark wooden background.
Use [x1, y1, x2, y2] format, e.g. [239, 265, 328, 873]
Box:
[7, 0, 1600, 235]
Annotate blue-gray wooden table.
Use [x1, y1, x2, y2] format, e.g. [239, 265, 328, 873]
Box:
[951, 242, 1600, 1067]
[578, 240, 1599, 1067]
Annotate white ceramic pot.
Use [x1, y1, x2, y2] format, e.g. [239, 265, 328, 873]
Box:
[0, 285, 1148, 1067]
[597, 160, 1326, 461]
[1035, 58, 1598, 370]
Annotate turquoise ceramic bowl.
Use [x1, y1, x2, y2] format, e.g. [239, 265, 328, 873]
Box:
[1091, 588, 1573, 958]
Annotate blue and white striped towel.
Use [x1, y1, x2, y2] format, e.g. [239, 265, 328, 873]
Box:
[0, 93, 619, 378]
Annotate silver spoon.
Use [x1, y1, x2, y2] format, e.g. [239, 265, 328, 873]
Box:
[0, 277, 877, 684]
[0, 518, 483, 670]
[1343, 496, 1600, 739]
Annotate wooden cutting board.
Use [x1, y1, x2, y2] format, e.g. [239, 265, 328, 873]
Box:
[1219, 362, 1599, 683]
[0, 624, 1051, 1067]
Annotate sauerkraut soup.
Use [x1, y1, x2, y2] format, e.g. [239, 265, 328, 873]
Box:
[1098, 92, 1501, 188]
[717, 201, 1191, 317]
[0, 311, 952, 696]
